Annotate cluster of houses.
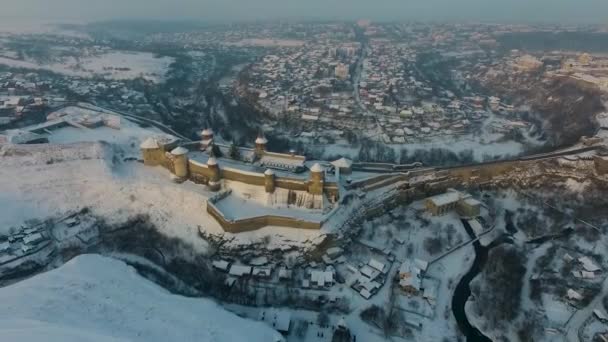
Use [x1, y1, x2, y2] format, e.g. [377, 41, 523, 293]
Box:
[350, 257, 390, 300]
[0, 223, 49, 264]
[245, 36, 364, 131]
[565, 254, 603, 304]
[354, 31, 523, 144]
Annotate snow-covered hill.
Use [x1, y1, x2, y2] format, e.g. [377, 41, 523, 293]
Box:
[0, 254, 283, 342]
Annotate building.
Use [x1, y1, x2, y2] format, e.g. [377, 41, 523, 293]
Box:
[259, 309, 291, 334]
[335, 63, 350, 80]
[425, 189, 481, 217]
[331, 157, 353, 175]
[398, 259, 426, 294]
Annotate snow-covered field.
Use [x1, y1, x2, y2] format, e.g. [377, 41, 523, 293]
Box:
[0, 51, 173, 83]
[0, 142, 218, 252]
[0, 254, 283, 342]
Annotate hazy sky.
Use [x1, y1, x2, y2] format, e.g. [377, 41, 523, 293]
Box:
[3, 0, 608, 24]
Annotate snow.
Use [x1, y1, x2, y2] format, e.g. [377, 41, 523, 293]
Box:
[170, 146, 188, 155]
[0, 142, 217, 252]
[0, 254, 283, 342]
[0, 51, 173, 83]
[140, 137, 159, 149]
[310, 163, 324, 173]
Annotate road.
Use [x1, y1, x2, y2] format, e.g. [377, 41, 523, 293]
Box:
[351, 39, 384, 140]
[565, 275, 608, 341]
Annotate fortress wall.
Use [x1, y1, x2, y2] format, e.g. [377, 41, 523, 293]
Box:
[206, 202, 321, 233]
[447, 160, 523, 182]
[188, 160, 214, 184]
[221, 168, 266, 185]
[263, 151, 306, 161]
[324, 182, 340, 198]
[347, 173, 401, 189]
[275, 177, 309, 191]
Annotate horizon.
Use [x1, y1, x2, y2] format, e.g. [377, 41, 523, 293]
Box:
[2, 0, 608, 25]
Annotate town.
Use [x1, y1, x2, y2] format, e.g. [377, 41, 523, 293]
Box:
[1, 18, 608, 342]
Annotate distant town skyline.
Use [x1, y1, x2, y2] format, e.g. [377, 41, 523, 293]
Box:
[2, 0, 608, 24]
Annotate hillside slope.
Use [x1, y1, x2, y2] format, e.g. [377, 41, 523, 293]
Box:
[0, 254, 283, 342]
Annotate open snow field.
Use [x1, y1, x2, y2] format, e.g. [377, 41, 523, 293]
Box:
[0, 51, 173, 83]
[0, 254, 283, 342]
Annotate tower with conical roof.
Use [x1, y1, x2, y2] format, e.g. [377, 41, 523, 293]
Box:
[308, 163, 325, 195]
[207, 144, 221, 191]
[264, 169, 275, 193]
[254, 131, 268, 159]
[200, 127, 214, 150]
[170, 146, 189, 180]
[140, 137, 163, 166]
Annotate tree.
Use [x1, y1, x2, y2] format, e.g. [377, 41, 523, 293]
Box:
[228, 142, 240, 160]
[211, 143, 223, 158]
[317, 311, 329, 328]
[332, 327, 352, 342]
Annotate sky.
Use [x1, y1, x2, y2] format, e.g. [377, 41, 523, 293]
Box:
[2, 0, 608, 24]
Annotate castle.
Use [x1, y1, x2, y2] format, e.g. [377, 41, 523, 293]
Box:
[140, 129, 340, 232]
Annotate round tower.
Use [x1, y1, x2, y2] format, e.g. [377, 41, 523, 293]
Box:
[264, 169, 275, 193]
[140, 137, 162, 166]
[308, 163, 325, 195]
[201, 128, 214, 141]
[255, 133, 268, 158]
[170, 146, 189, 179]
[207, 156, 221, 191]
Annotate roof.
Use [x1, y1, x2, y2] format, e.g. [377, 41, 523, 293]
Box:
[427, 191, 461, 207]
[368, 258, 386, 272]
[310, 163, 324, 173]
[140, 137, 159, 149]
[201, 128, 214, 136]
[360, 265, 380, 280]
[310, 269, 334, 287]
[264, 169, 274, 176]
[567, 289, 583, 300]
[170, 146, 188, 156]
[579, 256, 601, 272]
[331, 157, 353, 168]
[207, 157, 218, 166]
[229, 265, 252, 277]
[259, 309, 291, 333]
[463, 197, 482, 206]
[212, 260, 230, 271]
[255, 136, 268, 144]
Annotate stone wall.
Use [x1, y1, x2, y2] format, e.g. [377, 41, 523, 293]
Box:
[206, 202, 321, 233]
[221, 167, 266, 186]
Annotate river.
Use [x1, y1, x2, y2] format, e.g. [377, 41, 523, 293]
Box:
[451, 219, 510, 342]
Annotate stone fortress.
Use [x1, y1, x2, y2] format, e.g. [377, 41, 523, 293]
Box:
[140, 129, 342, 233]
[141, 125, 608, 234]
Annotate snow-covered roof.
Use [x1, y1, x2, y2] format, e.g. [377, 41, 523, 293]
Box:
[229, 265, 252, 277]
[331, 157, 353, 168]
[579, 256, 601, 272]
[212, 260, 230, 271]
[310, 163, 324, 173]
[140, 137, 159, 149]
[567, 289, 583, 301]
[259, 309, 291, 333]
[310, 269, 333, 287]
[264, 169, 275, 176]
[427, 191, 460, 206]
[368, 258, 386, 272]
[201, 128, 214, 136]
[207, 157, 218, 166]
[170, 146, 188, 156]
[255, 136, 268, 144]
